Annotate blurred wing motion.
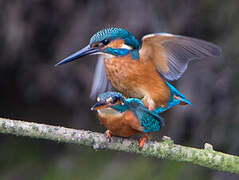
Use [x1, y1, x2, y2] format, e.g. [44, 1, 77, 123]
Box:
[90, 55, 112, 99]
[139, 33, 221, 81]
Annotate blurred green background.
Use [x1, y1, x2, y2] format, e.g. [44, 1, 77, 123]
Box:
[0, 0, 239, 179]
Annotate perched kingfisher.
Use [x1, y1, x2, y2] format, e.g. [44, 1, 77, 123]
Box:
[91, 91, 164, 148]
[56, 28, 221, 110]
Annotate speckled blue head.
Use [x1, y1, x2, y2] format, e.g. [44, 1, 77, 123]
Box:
[90, 28, 140, 49]
[98, 91, 124, 102]
[55, 28, 140, 66]
[91, 91, 126, 112]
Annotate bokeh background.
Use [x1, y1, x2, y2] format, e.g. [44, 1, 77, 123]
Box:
[0, 0, 239, 179]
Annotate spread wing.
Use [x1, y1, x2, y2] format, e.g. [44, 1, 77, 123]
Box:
[139, 33, 221, 81]
[90, 55, 113, 99]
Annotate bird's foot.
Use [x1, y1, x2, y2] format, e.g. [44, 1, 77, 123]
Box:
[105, 130, 112, 142]
[139, 136, 147, 149]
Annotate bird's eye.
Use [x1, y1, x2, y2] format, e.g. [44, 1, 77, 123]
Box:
[111, 97, 119, 104]
[102, 39, 110, 45]
[92, 39, 110, 48]
[92, 43, 100, 48]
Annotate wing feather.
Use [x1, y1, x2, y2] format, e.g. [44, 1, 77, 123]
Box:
[134, 105, 164, 132]
[127, 100, 164, 132]
[90, 55, 113, 99]
[140, 33, 221, 81]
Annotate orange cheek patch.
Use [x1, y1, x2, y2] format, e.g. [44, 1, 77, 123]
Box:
[107, 39, 124, 48]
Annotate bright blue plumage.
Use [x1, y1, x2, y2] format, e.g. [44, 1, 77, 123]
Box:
[95, 88, 190, 133]
[124, 98, 164, 133]
[154, 81, 192, 114]
[89, 28, 140, 59]
[91, 90, 190, 147]
[100, 93, 164, 133]
[90, 28, 140, 49]
[91, 91, 166, 148]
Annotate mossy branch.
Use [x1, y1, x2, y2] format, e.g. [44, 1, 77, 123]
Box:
[0, 117, 238, 174]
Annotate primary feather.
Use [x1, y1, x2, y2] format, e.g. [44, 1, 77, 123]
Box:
[140, 33, 221, 81]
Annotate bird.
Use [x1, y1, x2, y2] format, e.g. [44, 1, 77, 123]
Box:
[90, 91, 164, 148]
[55, 27, 221, 110]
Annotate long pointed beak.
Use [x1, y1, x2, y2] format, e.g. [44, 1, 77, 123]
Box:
[91, 102, 109, 111]
[55, 45, 99, 66]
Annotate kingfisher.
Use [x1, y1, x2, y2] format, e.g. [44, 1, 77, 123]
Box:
[91, 91, 164, 148]
[56, 28, 221, 110]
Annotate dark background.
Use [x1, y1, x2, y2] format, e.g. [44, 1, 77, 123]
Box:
[0, 0, 239, 179]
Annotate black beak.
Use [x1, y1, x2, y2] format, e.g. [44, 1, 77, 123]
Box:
[55, 45, 99, 66]
[91, 101, 108, 111]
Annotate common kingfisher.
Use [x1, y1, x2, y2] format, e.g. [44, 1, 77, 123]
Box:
[56, 28, 221, 110]
[91, 91, 164, 148]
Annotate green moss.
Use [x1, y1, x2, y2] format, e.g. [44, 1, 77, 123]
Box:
[48, 128, 53, 133]
[2, 121, 6, 129]
[32, 125, 39, 131]
[71, 131, 76, 137]
[128, 142, 139, 153]
[1, 118, 239, 174]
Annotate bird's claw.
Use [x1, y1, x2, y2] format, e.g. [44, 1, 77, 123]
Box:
[105, 130, 112, 142]
[139, 136, 147, 149]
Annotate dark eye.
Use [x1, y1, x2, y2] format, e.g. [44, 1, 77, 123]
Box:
[92, 43, 100, 48]
[112, 97, 119, 104]
[102, 39, 110, 45]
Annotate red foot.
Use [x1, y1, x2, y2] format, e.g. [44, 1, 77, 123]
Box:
[106, 130, 112, 138]
[139, 137, 147, 148]
[105, 130, 112, 142]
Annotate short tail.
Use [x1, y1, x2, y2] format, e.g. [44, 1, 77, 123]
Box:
[154, 81, 192, 114]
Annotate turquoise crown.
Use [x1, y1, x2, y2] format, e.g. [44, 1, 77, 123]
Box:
[90, 28, 140, 49]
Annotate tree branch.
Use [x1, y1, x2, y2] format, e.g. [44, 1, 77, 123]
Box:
[0, 117, 238, 174]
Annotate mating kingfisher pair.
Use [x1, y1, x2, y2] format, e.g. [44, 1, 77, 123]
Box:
[56, 27, 221, 147]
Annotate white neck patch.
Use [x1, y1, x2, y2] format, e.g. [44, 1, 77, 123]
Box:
[121, 44, 133, 50]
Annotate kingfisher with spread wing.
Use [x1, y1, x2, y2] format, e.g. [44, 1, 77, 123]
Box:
[56, 28, 221, 110]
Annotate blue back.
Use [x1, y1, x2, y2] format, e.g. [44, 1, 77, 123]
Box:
[112, 98, 164, 133]
[100, 86, 190, 133]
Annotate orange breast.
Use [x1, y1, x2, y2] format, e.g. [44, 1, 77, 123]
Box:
[104, 55, 170, 106]
[97, 110, 143, 137]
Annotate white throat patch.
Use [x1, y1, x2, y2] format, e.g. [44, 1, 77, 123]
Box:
[98, 107, 122, 116]
[91, 52, 115, 58]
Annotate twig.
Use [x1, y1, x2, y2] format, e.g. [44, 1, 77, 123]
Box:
[0, 117, 238, 174]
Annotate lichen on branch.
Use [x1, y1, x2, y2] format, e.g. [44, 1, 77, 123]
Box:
[0, 117, 239, 174]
